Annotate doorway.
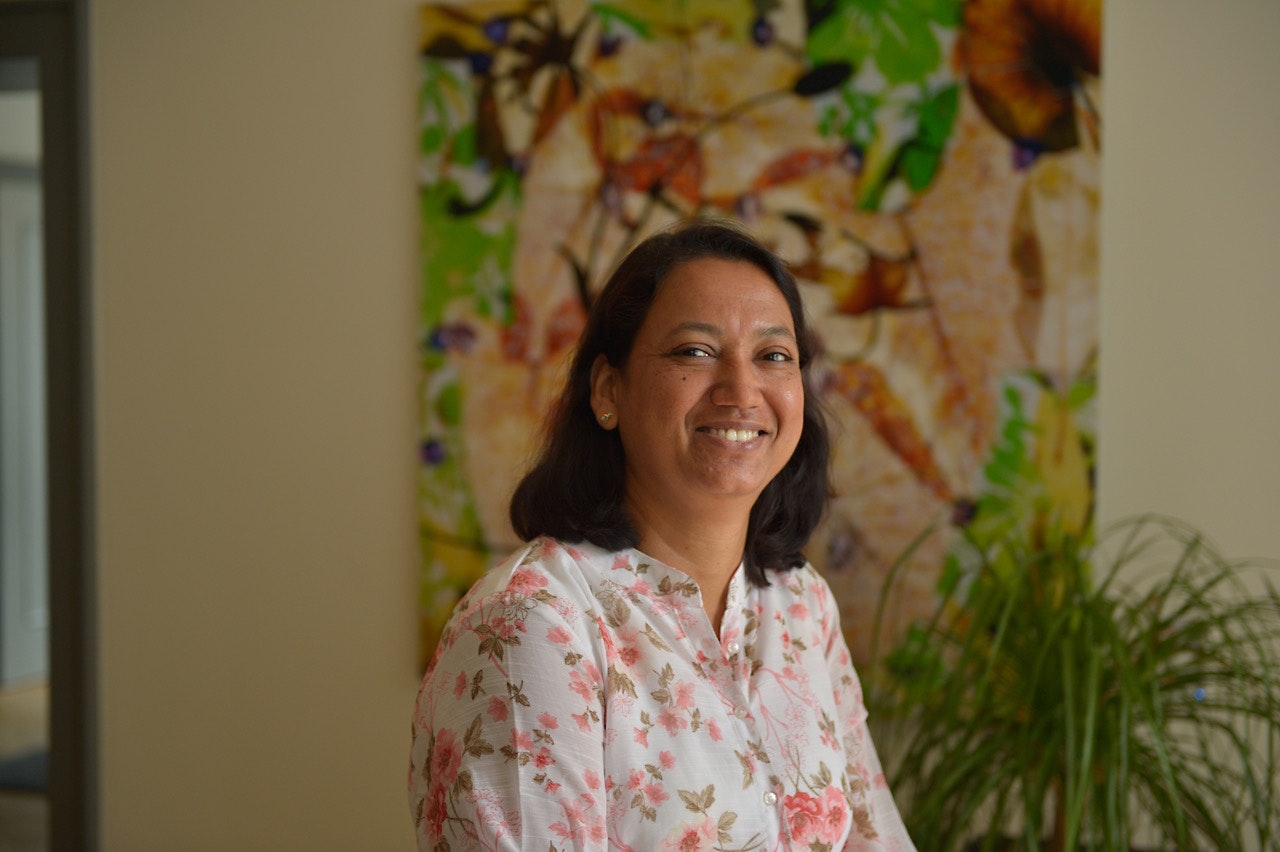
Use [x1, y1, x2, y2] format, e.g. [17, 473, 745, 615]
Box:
[1, 52, 51, 850]
[0, 2, 93, 850]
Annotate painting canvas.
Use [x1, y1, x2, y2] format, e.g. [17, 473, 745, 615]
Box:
[415, 0, 1102, 667]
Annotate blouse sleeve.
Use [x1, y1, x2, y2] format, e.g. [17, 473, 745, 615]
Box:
[815, 572, 917, 851]
[409, 576, 610, 851]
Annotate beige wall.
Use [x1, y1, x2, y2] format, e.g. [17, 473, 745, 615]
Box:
[92, 2, 422, 849]
[91, 1, 1280, 849]
[1099, 0, 1280, 558]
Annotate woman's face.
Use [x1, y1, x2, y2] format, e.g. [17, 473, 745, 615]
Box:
[592, 257, 805, 521]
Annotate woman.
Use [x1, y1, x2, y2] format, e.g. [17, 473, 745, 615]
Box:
[409, 220, 915, 850]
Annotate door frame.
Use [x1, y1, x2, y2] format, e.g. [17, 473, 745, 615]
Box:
[0, 2, 94, 848]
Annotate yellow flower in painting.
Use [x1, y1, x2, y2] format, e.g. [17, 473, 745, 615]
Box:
[1033, 388, 1090, 538]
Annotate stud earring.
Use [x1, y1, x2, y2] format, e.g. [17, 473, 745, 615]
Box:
[599, 413, 613, 424]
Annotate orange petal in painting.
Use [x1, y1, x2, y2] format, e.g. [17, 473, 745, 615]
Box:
[834, 360, 953, 502]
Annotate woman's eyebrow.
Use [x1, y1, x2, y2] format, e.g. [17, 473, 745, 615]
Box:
[663, 321, 796, 341]
[758, 324, 797, 341]
[664, 321, 721, 339]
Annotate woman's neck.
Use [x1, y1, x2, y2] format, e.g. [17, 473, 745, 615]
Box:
[627, 497, 750, 633]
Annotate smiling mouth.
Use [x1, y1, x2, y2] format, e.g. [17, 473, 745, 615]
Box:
[702, 427, 765, 443]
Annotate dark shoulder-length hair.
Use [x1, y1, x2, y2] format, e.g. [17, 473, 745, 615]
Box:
[509, 218, 832, 586]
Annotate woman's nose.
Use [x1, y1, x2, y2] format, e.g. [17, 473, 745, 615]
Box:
[709, 357, 763, 408]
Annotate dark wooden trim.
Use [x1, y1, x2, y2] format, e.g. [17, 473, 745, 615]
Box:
[0, 1, 95, 849]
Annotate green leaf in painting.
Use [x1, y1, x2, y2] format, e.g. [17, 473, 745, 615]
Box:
[418, 174, 518, 328]
[898, 84, 959, 190]
[806, 0, 960, 85]
[591, 3, 652, 39]
[421, 123, 447, 155]
[806, 3, 874, 68]
[436, 383, 463, 426]
[451, 123, 478, 167]
[906, 0, 962, 26]
[871, 5, 941, 85]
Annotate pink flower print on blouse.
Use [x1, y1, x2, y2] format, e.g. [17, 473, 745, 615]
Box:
[506, 565, 549, 596]
[784, 790, 825, 846]
[546, 623, 574, 645]
[485, 695, 507, 722]
[706, 717, 724, 742]
[567, 661, 602, 703]
[422, 728, 463, 835]
[427, 728, 462, 787]
[470, 787, 521, 845]
[785, 786, 851, 848]
[819, 785, 852, 844]
[661, 816, 719, 851]
[550, 792, 606, 845]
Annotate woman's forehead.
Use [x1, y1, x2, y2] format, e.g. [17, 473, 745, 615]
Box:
[646, 259, 795, 326]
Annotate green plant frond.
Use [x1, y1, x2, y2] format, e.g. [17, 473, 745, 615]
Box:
[1102, 700, 1130, 850]
[1166, 769, 1245, 848]
[872, 512, 1280, 849]
[1065, 633, 1105, 850]
[977, 787, 1013, 852]
[939, 757, 1022, 849]
[1125, 743, 1233, 849]
[870, 519, 943, 667]
[1021, 750, 1060, 845]
[903, 738, 1017, 847]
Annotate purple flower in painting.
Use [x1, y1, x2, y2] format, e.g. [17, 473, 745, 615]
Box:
[420, 439, 447, 466]
[1012, 139, 1043, 170]
[751, 16, 775, 47]
[468, 51, 494, 76]
[507, 153, 530, 177]
[482, 16, 510, 45]
[597, 31, 623, 58]
[427, 322, 478, 354]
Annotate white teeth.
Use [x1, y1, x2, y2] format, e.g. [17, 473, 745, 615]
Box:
[706, 428, 760, 442]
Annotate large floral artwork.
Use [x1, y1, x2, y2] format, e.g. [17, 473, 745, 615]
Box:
[415, 0, 1102, 667]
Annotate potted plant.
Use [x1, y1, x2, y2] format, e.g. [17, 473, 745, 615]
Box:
[867, 382, 1280, 851]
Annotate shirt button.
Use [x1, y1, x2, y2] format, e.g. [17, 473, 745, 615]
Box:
[763, 791, 778, 806]
[733, 704, 748, 719]
[726, 641, 741, 655]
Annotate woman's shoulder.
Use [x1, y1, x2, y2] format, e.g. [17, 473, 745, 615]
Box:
[446, 536, 617, 628]
[763, 560, 836, 601]
[423, 538, 618, 680]
[470, 535, 610, 592]
[757, 561, 842, 630]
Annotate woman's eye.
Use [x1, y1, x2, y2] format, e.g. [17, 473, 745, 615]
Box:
[761, 351, 793, 363]
[675, 346, 712, 358]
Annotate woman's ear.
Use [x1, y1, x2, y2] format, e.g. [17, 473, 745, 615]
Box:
[589, 353, 619, 429]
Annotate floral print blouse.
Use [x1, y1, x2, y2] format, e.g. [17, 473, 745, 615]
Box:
[409, 536, 915, 851]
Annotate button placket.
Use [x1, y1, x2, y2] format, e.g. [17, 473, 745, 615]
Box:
[719, 571, 746, 662]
